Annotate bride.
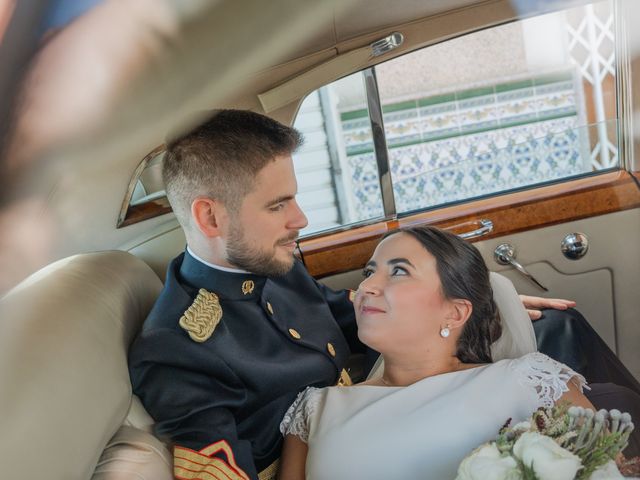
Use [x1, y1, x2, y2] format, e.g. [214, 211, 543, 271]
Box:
[277, 226, 594, 479]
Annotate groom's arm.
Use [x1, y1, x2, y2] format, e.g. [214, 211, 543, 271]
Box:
[519, 295, 576, 320]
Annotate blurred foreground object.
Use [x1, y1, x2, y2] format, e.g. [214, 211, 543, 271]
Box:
[0, 0, 351, 293]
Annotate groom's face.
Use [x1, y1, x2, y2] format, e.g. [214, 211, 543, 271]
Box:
[222, 155, 308, 276]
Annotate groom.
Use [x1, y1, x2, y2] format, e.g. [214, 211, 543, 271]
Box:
[129, 109, 639, 480]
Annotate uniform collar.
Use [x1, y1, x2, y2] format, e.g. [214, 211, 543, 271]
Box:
[186, 246, 248, 274]
[179, 249, 267, 300]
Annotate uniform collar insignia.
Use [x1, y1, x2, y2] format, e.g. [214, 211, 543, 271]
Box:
[180, 250, 266, 300]
[179, 288, 222, 342]
[242, 280, 255, 295]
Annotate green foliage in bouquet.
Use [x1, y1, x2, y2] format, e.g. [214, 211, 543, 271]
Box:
[495, 403, 634, 479]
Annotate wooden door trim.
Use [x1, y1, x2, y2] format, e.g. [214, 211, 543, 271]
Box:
[298, 171, 640, 278]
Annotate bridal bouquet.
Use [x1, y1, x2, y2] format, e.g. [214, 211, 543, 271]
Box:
[456, 403, 638, 480]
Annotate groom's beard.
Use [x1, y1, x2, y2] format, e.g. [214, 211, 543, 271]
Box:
[226, 224, 298, 277]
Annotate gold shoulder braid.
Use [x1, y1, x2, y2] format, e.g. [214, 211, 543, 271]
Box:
[258, 459, 280, 480]
[179, 289, 223, 342]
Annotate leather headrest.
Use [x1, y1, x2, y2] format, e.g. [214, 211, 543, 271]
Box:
[0, 251, 163, 480]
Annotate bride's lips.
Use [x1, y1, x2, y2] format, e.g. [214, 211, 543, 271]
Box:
[360, 305, 386, 315]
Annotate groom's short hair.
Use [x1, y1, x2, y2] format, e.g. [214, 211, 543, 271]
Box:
[163, 109, 303, 229]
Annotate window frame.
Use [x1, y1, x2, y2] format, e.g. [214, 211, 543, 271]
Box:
[118, 0, 632, 231]
[298, 0, 629, 239]
[117, 144, 171, 228]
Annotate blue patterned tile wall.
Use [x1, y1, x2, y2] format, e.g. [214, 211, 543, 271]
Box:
[340, 71, 597, 219]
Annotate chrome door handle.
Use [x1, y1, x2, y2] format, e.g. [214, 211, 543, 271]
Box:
[493, 243, 548, 291]
[457, 219, 493, 240]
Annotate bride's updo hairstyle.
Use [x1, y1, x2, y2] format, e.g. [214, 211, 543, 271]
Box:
[388, 226, 502, 364]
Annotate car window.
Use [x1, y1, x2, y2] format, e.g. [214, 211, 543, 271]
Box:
[293, 0, 618, 234]
[121, 0, 617, 232]
[292, 71, 383, 235]
[118, 146, 171, 228]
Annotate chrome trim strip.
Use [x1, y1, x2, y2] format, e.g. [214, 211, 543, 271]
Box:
[363, 67, 397, 218]
[299, 216, 391, 243]
[117, 144, 166, 228]
[617, 0, 635, 172]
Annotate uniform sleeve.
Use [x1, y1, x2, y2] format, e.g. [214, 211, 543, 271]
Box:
[512, 352, 589, 408]
[129, 329, 257, 480]
[279, 387, 321, 443]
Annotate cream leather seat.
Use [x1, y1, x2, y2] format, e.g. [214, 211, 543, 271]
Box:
[0, 250, 534, 479]
[0, 251, 171, 480]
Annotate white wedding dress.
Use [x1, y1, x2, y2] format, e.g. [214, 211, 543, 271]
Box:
[280, 352, 586, 480]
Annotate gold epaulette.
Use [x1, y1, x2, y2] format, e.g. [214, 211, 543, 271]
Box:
[179, 289, 223, 342]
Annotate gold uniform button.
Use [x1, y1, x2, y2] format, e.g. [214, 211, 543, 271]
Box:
[266, 302, 274, 315]
[288, 328, 301, 339]
[327, 343, 336, 357]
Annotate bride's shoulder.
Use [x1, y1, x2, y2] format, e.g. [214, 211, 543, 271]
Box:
[507, 351, 569, 371]
[280, 387, 326, 441]
[291, 386, 325, 407]
[506, 352, 587, 406]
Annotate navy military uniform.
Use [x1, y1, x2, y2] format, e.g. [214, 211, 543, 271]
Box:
[129, 250, 364, 479]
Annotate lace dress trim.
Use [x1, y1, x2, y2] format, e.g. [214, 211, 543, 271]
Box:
[512, 352, 588, 407]
[279, 387, 321, 443]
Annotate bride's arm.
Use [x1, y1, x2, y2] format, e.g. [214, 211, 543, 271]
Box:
[278, 434, 308, 480]
[557, 378, 595, 410]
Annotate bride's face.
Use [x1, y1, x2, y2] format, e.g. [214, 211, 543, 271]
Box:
[354, 233, 455, 354]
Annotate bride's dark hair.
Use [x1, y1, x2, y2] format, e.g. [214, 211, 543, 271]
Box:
[387, 226, 502, 364]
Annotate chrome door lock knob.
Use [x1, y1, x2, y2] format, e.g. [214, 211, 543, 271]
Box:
[493, 243, 548, 291]
[561, 233, 589, 260]
[494, 243, 517, 265]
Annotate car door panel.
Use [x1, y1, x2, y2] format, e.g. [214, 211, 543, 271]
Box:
[476, 208, 640, 379]
[300, 171, 640, 277]
[314, 202, 640, 379]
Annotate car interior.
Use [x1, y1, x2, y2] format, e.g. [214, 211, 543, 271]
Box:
[1, 251, 534, 479]
[0, 0, 639, 479]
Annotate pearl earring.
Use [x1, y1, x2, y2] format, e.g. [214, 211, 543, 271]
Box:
[440, 325, 450, 338]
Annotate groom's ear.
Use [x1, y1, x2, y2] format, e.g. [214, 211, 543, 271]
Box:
[191, 196, 228, 238]
[447, 299, 473, 330]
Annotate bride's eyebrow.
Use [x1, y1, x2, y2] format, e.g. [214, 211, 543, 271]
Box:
[388, 258, 415, 268]
[364, 260, 377, 268]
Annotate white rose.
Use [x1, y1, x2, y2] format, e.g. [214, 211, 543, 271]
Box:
[512, 421, 531, 432]
[456, 443, 522, 480]
[589, 460, 624, 479]
[513, 432, 582, 480]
